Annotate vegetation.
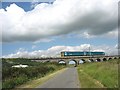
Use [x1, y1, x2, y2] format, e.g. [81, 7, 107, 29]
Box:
[2, 58, 66, 89]
[16, 68, 67, 88]
[77, 59, 119, 88]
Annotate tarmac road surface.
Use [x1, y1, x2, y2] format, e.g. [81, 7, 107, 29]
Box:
[36, 67, 80, 88]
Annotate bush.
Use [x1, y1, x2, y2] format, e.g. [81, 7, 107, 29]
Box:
[2, 75, 28, 89]
[2, 58, 66, 89]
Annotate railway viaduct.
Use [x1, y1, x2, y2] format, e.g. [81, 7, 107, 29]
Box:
[31, 55, 119, 66]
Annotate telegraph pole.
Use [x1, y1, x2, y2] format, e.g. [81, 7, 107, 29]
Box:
[89, 46, 91, 59]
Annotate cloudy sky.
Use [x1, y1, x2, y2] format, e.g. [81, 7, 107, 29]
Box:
[1, 0, 119, 58]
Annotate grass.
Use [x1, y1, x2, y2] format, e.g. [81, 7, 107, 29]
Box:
[77, 59, 119, 88]
[15, 68, 67, 89]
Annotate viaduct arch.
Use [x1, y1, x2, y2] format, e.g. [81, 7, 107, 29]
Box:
[57, 57, 118, 66]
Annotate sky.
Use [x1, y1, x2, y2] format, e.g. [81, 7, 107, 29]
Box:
[1, 0, 119, 58]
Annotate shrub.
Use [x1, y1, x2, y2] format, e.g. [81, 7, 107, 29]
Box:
[2, 58, 66, 89]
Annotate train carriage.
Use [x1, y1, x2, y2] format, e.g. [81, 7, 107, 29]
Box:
[61, 51, 105, 57]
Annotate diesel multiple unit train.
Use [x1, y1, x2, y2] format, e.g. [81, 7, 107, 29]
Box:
[61, 51, 105, 57]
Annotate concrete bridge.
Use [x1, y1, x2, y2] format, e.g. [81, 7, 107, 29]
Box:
[31, 56, 119, 66]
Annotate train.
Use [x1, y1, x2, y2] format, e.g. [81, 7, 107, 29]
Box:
[61, 51, 105, 57]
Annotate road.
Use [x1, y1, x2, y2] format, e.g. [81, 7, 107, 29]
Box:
[36, 67, 80, 88]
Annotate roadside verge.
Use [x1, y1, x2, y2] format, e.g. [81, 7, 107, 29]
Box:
[15, 68, 67, 89]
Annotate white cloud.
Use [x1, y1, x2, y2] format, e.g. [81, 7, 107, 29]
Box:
[77, 28, 118, 39]
[31, 0, 39, 9]
[114, 44, 120, 50]
[34, 38, 54, 43]
[105, 29, 118, 38]
[32, 45, 37, 49]
[2, 44, 118, 58]
[1, 0, 118, 42]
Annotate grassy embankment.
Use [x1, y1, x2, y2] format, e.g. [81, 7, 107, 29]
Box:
[2, 58, 66, 90]
[77, 59, 119, 88]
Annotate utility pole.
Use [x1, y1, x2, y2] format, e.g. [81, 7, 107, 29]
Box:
[89, 46, 91, 59]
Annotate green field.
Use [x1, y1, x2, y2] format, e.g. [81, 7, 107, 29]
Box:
[77, 59, 119, 88]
